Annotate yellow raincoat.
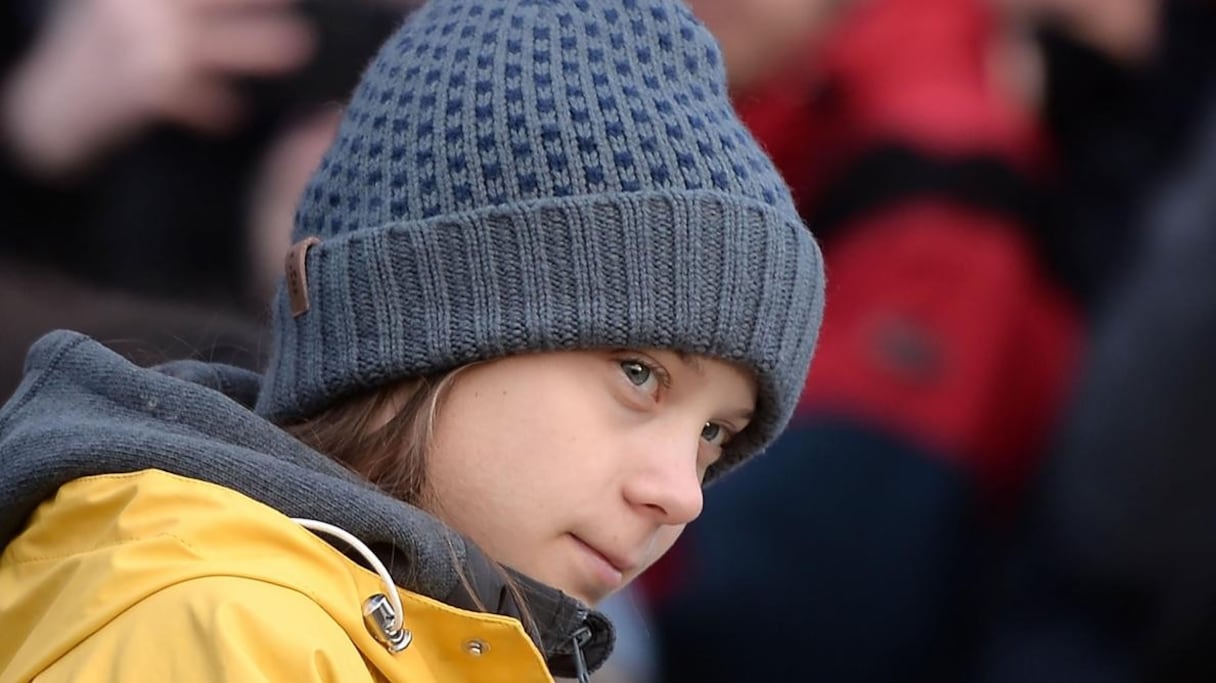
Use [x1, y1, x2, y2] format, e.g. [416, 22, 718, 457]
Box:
[0, 469, 555, 682]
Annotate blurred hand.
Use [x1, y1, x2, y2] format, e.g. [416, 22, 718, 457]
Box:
[2, 0, 314, 176]
[995, 0, 1160, 64]
[688, 0, 852, 92]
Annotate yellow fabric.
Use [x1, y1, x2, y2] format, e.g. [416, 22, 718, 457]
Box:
[0, 470, 554, 683]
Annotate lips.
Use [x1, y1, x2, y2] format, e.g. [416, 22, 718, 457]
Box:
[570, 534, 636, 584]
[589, 540, 636, 574]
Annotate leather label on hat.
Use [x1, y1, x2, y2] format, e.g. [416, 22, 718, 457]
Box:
[286, 237, 321, 318]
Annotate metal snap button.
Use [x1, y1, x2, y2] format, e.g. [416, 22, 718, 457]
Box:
[464, 639, 490, 656]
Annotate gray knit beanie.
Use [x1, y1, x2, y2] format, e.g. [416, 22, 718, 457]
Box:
[257, 0, 825, 479]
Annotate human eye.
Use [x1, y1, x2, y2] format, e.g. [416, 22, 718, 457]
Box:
[618, 357, 668, 398]
[700, 421, 733, 447]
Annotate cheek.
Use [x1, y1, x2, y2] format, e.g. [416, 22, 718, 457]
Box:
[425, 395, 556, 562]
[429, 388, 551, 508]
[442, 380, 595, 477]
[427, 367, 625, 523]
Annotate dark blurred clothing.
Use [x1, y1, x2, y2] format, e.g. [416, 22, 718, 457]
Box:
[983, 84, 1216, 683]
[0, 125, 275, 307]
[0, 259, 266, 401]
[1033, 0, 1216, 310]
[659, 420, 981, 682]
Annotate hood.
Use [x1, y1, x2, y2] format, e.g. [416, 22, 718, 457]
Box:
[0, 330, 613, 678]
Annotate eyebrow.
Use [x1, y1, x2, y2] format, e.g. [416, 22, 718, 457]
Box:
[674, 351, 704, 375]
[725, 408, 755, 423]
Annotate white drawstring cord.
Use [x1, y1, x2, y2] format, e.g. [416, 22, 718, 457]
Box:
[291, 518, 405, 634]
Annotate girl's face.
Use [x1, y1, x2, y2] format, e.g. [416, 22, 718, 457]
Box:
[426, 350, 757, 606]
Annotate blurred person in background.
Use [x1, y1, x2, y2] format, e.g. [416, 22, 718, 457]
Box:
[650, 0, 1084, 679]
[982, 87, 1216, 683]
[999, 0, 1216, 312]
[0, 0, 413, 398]
[980, 1, 1216, 681]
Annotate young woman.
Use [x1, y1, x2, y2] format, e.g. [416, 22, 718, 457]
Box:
[0, 0, 824, 681]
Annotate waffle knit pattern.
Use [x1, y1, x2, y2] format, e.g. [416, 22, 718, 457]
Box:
[256, 0, 825, 477]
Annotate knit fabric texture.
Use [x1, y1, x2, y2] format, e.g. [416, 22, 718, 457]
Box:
[256, 0, 825, 476]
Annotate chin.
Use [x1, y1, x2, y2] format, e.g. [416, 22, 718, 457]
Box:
[556, 580, 614, 608]
[558, 583, 602, 608]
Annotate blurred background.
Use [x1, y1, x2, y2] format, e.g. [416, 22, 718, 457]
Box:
[4, 0, 1216, 681]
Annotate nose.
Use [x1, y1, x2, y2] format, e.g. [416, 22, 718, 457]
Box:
[621, 428, 705, 526]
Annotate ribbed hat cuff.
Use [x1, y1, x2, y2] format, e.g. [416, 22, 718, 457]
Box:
[257, 190, 823, 475]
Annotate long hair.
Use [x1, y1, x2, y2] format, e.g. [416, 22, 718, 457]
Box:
[285, 371, 463, 506]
